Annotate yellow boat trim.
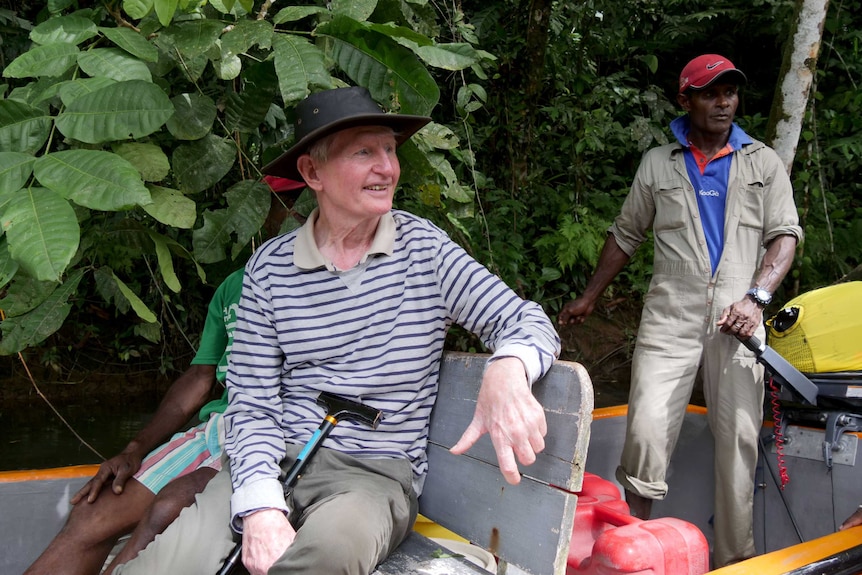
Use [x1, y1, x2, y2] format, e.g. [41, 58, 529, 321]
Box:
[593, 404, 708, 420]
[0, 464, 99, 483]
[710, 526, 862, 574]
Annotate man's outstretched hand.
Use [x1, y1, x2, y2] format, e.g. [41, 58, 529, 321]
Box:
[450, 357, 547, 484]
[71, 449, 144, 504]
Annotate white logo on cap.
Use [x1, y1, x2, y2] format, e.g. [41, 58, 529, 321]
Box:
[706, 61, 724, 70]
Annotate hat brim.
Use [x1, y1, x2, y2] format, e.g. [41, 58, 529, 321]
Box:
[686, 69, 748, 92]
[262, 114, 431, 182]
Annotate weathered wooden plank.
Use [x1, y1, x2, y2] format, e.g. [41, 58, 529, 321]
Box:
[428, 352, 593, 491]
[410, 352, 593, 575]
[373, 532, 491, 575]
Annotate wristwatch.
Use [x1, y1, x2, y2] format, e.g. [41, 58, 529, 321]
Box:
[745, 286, 772, 307]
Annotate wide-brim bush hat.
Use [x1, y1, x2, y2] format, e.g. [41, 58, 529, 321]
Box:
[263, 86, 432, 182]
[679, 54, 747, 94]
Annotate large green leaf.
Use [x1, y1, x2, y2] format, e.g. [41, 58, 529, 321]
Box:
[57, 77, 117, 107]
[0, 237, 19, 291]
[214, 53, 242, 81]
[166, 93, 216, 140]
[0, 274, 57, 317]
[272, 6, 327, 24]
[143, 185, 197, 228]
[99, 26, 159, 63]
[0, 100, 52, 154]
[110, 269, 158, 323]
[2, 43, 80, 79]
[0, 187, 79, 282]
[172, 134, 236, 193]
[0, 152, 36, 194]
[221, 18, 274, 55]
[330, 0, 378, 21]
[77, 48, 152, 82]
[317, 16, 439, 116]
[93, 266, 130, 315]
[214, 18, 275, 80]
[144, 232, 207, 284]
[364, 22, 432, 47]
[155, 20, 225, 61]
[34, 150, 152, 211]
[192, 210, 231, 264]
[224, 61, 279, 133]
[411, 43, 480, 71]
[148, 230, 181, 292]
[21, 76, 73, 108]
[271, 34, 332, 106]
[0, 268, 84, 355]
[224, 180, 271, 260]
[30, 15, 99, 46]
[54, 80, 174, 144]
[154, 0, 180, 26]
[113, 143, 170, 182]
[192, 179, 270, 263]
[123, 0, 155, 21]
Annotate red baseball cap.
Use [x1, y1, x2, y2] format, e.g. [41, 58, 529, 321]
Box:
[678, 54, 747, 94]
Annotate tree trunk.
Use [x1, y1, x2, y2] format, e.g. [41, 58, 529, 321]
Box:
[509, 0, 552, 191]
[766, 0, 830, 175]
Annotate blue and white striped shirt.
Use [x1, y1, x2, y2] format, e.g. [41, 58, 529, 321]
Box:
[224, 209, 560, 524]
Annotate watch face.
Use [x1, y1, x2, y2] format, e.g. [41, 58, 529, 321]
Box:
[753, 288, 771, 305]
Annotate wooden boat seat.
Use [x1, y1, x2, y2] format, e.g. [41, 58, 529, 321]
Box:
[374, 351, 594, 575]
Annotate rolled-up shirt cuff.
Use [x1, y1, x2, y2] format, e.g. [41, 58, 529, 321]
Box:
[230, 477, 289, 533]
[488, 343, 542, 384]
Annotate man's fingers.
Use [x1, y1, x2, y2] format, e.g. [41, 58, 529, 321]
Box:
[494, 443, 521, 485]
[450, 422, 483, 455]
[526, 431, 545, 461]
[84, 470, 113, 502]
[112, 466, 134, 494]
[70, 480, 94, 505]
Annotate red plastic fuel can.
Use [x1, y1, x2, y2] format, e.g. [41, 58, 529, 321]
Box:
[568, 473, 709, 575]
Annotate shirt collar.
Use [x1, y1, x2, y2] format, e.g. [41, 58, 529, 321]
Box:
[670, 115, 753, 151]
[294, 208, 396, 271]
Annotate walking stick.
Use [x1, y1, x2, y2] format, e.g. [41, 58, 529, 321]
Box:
[216, 392, 382, 575]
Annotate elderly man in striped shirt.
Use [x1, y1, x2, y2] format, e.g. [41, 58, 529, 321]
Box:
[115, 86, 561, 575]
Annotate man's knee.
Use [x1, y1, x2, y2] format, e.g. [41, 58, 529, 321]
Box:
[142, 469, 216, 533]
[62, 486, 151, 544]
[141, 491, 189, 533]
[285, 491, 407, 573]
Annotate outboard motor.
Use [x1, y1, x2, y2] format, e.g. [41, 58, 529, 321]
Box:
[767, 281, 862, 467]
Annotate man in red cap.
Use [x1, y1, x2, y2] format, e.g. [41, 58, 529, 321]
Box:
[560, 54, 802, 567]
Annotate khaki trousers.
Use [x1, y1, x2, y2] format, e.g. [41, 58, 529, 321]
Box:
[115, 444, 417, 575]
[616, 316, 764, 568]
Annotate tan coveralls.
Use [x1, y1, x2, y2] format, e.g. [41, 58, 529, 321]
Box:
[611, 137, 803, 567]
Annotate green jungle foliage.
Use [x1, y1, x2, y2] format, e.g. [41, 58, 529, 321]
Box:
[0, 0, 860, 374]
[0, 0, 491, 367]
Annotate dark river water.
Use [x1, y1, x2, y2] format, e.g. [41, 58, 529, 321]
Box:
[0, 375, 632, 473]
[0, 396, 161, 471]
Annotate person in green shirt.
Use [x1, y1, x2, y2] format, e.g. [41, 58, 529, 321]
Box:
[24, 178, 304, 575]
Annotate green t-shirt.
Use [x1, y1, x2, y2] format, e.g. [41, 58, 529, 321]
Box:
[191, 268, 244, 421]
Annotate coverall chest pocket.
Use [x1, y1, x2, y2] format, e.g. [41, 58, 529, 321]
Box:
[652, 183, 688, 233]
[737, 182, 765, 231]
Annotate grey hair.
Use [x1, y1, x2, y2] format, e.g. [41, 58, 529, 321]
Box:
[305, 126, 401, 166]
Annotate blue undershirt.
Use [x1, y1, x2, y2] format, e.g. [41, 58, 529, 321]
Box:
[670, 116, 752, 275]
